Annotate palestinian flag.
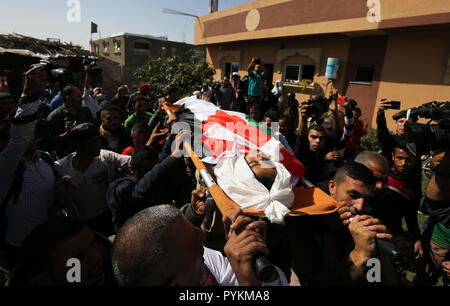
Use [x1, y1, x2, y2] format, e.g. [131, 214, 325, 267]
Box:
[166, 98, 305, 180]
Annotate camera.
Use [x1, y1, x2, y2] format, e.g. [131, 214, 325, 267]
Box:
[31, 59, 73, 84]
[401, 101, 450, 156]
[83, 58, 102, 75]
[305, 96, 331, 121]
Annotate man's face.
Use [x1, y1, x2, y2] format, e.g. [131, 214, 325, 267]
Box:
[353, 110, 361, 121]
[279, 119, 289, 135]
[131, 130, 150, 148]
[118, 88, 127, 98]
[254, 64, 261, 72]
[329, 177, 375, 212]
[262, 117, 272, 127]
[50, 226, 103, 285]
[396, 118, 408, 136]
[249, 107, 260, 121]
[141, 87, 150, 96]
[366, 162, 389, 190]
[222, 77, 230, 87]
[80, 134, 101, 157]
[308, 129, 326, 152]
[392, 147, 416, 175]
[245, 150, 277, 188]
[93, 88, 103, 97]
[0, 97, 15, 117]
[102, 110, 121, 132]
[68, 88, 82, 109]
[135, 99, 148, 115]
[172, 215, 205, 285]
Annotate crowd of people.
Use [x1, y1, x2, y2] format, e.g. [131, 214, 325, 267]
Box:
[0, 55, 448, 287]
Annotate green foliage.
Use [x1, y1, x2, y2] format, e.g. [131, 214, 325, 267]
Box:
[134, 47, 216, 98]
[359, 128, 381, 152]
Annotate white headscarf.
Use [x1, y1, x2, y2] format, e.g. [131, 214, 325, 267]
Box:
[214, 154, 294, 224]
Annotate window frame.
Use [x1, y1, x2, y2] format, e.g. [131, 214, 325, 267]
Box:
[283, 64, 302, 82]
[351, 65, 375, 85]
[223, 62, 239, 78]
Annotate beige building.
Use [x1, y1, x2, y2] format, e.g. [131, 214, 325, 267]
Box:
[91, 32, 205, 87]
[195, 0, 450, 131]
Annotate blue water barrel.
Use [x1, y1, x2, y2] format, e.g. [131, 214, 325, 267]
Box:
[325, 57, 340, 79]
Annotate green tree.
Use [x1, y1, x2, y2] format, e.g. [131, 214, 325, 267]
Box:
[134, 47, 216, 98]
[359, 128, 381, 152]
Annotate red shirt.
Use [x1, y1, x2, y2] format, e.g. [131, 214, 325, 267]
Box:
[345, 121, 364, 151]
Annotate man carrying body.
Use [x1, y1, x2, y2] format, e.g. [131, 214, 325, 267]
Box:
[287, 162, 399, 285]
[111, 205, 288, 286]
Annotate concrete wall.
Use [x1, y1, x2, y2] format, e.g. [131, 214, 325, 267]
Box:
[91, 35, 206, 88]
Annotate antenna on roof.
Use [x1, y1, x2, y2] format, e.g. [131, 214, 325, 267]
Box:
[162, 8, 198, 18]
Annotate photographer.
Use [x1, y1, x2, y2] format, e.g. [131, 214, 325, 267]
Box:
[247, 57, 266, 107]
[376, 99, 421, 188]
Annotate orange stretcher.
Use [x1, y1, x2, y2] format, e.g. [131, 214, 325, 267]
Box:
[184, 142, 341, 218]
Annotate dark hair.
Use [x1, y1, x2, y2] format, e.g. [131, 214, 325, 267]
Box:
[101, 105, 121, 119]
[333, 161, 376, 187]
[69, 122, 99, 143]
[308, 124, 326, 135]
[132, 94, 148, 105]
[263, 109, 279, 122]
[392, 136, 410, 153]
[22, 218, 87, 276]
[131, 121, 151, 134]
[354, 107, 361, 114]
[130, 146, 159, 170]
[62, 85, 78, 103]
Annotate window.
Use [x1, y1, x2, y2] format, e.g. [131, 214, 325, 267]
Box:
[103, 42, 110, 54]
[223, 62, 239, 78]
[171, 47, 177, 54]
[283, 64, 315, 82]
[114, 40, 121, 52]
[353, 66, 374, 84]
[134, 42, 150, 50]
[93, 44, 99, 54]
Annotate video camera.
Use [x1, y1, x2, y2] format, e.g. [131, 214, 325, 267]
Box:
[398, 101, 450, 156]
[83, 58, 102, 75]
[31, 59, 73, 84]
[305, 95, 331, 121]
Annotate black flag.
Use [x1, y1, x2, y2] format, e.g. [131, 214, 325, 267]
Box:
[91, 22, 98, 34]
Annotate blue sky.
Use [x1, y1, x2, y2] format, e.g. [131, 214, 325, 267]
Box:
[0, 0, 253, 49]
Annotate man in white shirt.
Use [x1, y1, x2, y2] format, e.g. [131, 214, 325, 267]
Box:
[55, 123, 130, 236]
[111, 205, 288, 286]
[0, 66, 56, 270]
[81, 65, 100, 120]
